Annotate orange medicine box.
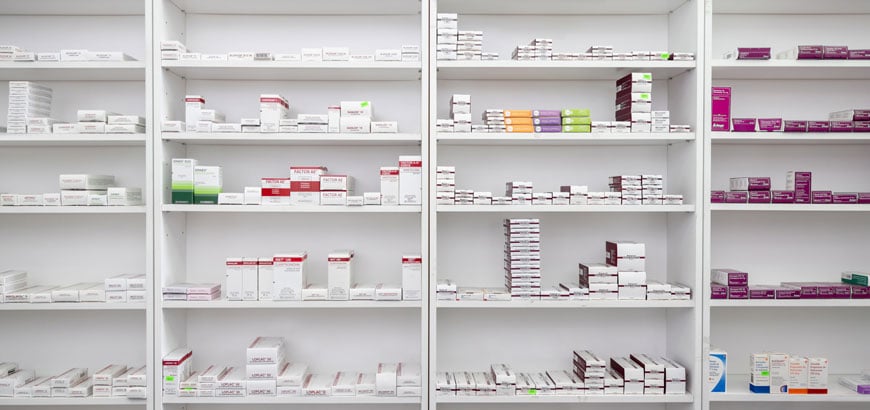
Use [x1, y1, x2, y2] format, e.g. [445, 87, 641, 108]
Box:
[506, 125, 534, 133]
[503, 110, 532, 118]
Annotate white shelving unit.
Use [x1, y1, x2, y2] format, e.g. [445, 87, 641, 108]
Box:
[161, 204, 421, 214]
[438, 132, 696, 146]
[0, 206, 148, 214]
[3, 1, 868, 409]
[437, 394, 695, 404]
[162, 300, 421, 309]
[710, 375, 870, 402]
[709, 300, 870, 308]
[437, 204, 695, 213]
[0, 303, 147, 311]
[710, 132, 870, 145]
[429, 2, 703, 410]
[437, 60, 696, 81]
[704, 1, 870, 410]
[162, 132, 422, 146]
[0, 133, 147, 146]
[0, 398, 145, 406]
[153, 1, 427, 409]
[437, 300, 694, 309]
[0, 0, 154, 407]
[162, 397, 421, 405]
[162, 61, 421, 81]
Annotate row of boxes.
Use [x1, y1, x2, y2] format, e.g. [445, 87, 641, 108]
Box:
[220, 253, 421, 302]
[163, 342, 420, 397]
[170, 157, 422, 206]
[0, 363, 145, 398]
[160, 41, 418, 62]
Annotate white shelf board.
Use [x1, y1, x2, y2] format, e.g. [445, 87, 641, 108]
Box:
[0, 303, 145, 311]
[438, 205, 695, 213]
[0, 0, 144, 16]
[0, 397, 145, 406]
[711, 60, 870, 80]
[163, 133, 421, 146]
[439, 0, 689, 15]
[713, 0, 870, 14]
[162, 61, 421, 81]
[437, 394, 693, 403]
[438, 300, 694, 309]
[163, 300, 421, 309]
[711, 204, 870, 212]
[439, 132, 694, 146]
[0, 206, 147, 215]
[709, 299, 870, 308]
[710, 132, 870, 145]
[710, 374, 869, 402]
[167, 0, 420, 15]
[162, 205, 421, 213]
[0, 133, 146, 147]
[0, 62, 145, 81]
[437, 60, 696, 81]
[162, 396, 421, 404]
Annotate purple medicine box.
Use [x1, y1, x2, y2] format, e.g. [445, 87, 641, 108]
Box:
[788, 171, 812, 204]
[732, 118, 757, 132]
[758, 118, 783, 132]
[533, 117, 561, 126]
[711, 284, 728, 299]
[534, 125, 562, 133]
[849, 49, 870, 60]
[850, 285, 870, 299]
[775, 287, 802, 299]
[823, 46, 849, 59]
[711, 191, 726, 203]
[749, 286, 776, 299]
[833, 192, 858, 204]
[797, 45, 824, 59]
[728, 286, 749, 299]
[812, 191, 833, 204]
[532, 110, 561, 118]
[858, 193, 870, 204]
[712, 87, 732, 131]
[731, 177, 771, 191]
[737, 47, 771, 60]
[781, 282, 819, 299]
[813, 282, 852, 299]
[725, 191, 748, 203]
[713, 269, 749, 287]
[784, 120, 808, 132]
[772, 190, 795, 204]
[855, 121, 870, 132]
[845, 110, 870, 121]
[807, 121, 830, 132]
[749, 191, 772, 203]
[830, 121, 854, 132]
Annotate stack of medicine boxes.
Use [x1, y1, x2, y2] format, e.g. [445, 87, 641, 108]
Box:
[451, 94, 471, 133]
[504, 218, 541, 300]
[436, 14, 458, 61]
[605, 241, 647, 300]
[7, 81, 51, 134]
[246, 337, 287, 397]
[574, 350, 606, 395]
[615, 73, 652, 133]
[436, 166, 456, 205]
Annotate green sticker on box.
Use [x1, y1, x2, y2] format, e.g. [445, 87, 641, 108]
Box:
[528, 389, 537, 395]
[641, 93, 650, 99]
[762, 371, 770, 376]
[361, 101, 369, 107]
[644, 74, 652, 80]
[165, 376, 175, 381]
